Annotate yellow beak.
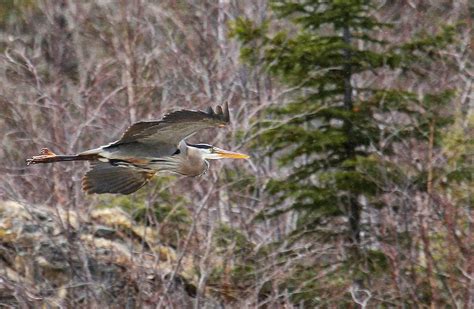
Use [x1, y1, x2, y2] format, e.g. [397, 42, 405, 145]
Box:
[215, 149, 250, 159]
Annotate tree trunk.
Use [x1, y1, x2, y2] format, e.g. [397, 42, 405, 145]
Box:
[343, 24, 360, 246]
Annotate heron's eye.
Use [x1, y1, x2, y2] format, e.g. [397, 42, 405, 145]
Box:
[210, 147, 215, 153]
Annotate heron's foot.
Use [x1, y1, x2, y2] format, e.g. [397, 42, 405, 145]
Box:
[26, 148, 56, 165]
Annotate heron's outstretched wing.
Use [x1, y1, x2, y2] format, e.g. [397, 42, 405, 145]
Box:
[110, 102, 230, 147]
[82, 162, 155, 194]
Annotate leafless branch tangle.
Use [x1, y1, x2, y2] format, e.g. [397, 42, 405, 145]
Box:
[0, 0, 472, 307]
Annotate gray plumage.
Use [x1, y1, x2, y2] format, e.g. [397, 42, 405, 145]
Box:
[110, 102, 229, 147]
[82, 162, 154, 194]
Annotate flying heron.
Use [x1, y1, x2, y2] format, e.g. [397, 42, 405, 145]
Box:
[26, 103, 249, 194]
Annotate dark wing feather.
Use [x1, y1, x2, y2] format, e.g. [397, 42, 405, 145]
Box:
[82, 162, 154, 195]
[111, 102, 230, 147]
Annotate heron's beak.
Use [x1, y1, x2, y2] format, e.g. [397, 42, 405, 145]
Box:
[215, 148, 250, 159]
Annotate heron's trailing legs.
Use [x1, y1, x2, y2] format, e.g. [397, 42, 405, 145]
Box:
[26, 148, 98, 165]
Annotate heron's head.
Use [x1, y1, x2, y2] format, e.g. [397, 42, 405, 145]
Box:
[188, 143, 249, 160]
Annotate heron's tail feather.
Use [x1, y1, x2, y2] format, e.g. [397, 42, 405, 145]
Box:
[82, 162, 155, 195]
[26, 148, 98, 165]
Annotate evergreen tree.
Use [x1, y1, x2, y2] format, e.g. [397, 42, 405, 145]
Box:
[232, 0, 458, 304]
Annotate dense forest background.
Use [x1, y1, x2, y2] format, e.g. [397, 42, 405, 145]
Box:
[0, 0, 472, 307]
